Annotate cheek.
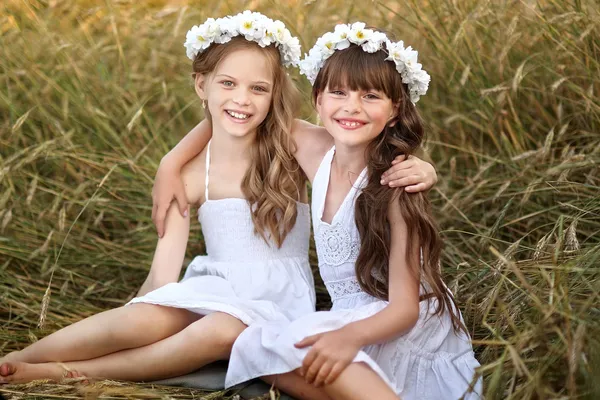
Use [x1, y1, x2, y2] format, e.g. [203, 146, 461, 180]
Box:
[372, 107, 393, 124]
[258, 96, 272, 113]
[318, 99, 335, 116]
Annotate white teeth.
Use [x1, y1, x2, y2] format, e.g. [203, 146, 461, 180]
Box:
[227, 110, 249, 119]
[340, 120, 360, 127]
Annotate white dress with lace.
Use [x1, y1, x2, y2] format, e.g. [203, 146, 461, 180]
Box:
[225, 147, 482, 399]
[128, 142, 315, 326]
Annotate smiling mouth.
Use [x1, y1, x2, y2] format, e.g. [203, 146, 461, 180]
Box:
[226, 110, 251, 120]
[335, 119, 366, 128]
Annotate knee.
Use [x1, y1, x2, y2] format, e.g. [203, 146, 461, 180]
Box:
[213, 314, 245, 355]
[110, 304, 189, 339]
[186, 312, 246, 358]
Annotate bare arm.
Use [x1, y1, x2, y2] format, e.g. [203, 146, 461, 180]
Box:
[140, 153, 205, 296]
[291, 118, 437, 189]
[153, 120, 212, 237]
[291, 119, 333, 183]
[341, 196, 421, 345]
[297, 194, 421, 386]
[138, 202, 191, 296]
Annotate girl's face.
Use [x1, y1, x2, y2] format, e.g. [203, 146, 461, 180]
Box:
[197, 47, 274, 139]
[316, 85, 396, 149]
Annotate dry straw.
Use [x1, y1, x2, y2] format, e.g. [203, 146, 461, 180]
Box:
[1, 0, 599, 399]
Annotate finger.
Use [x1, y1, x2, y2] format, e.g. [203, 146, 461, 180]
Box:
[384, 167, 421, 182]
[324, 363, 347, 385]
[295, 334, 321, 348]
[391, 154, 407, 165]
[301, 348, 318, 377]
[151, 202, 157, 223]
[389, 175, 421, 188]
[313, 361, 333, 387]
[381, 161, 416, 180]
[404, 182, 428, 193]
[305, 355, 325, 384]
[155, 205, 169, 238]
[175, 192, 189, 217]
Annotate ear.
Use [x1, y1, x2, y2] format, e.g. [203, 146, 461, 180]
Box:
[194, 73, 207, 100]
[387, 103, 401, 127]
[315, 92, 324, 115]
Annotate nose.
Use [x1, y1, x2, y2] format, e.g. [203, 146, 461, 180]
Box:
[343, 93, 361, 114]
[232, 88, 250, 107]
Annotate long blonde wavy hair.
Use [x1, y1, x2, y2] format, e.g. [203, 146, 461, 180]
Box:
[192, 37, 304, 247]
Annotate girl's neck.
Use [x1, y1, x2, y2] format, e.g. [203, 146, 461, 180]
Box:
[209, 129, 255, 164]
[332, 142, 367, 178]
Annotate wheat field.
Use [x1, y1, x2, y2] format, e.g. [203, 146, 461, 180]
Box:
[0, 0, 599, 399]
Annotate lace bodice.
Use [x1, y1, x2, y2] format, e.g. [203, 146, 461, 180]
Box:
[311, 147, 369, 301]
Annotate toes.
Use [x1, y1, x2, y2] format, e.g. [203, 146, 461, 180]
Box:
[0, 363, 16, 377]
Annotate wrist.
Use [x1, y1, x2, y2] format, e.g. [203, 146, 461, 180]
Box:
[159, 153, 182, 171]
[342, 323, 369, 348]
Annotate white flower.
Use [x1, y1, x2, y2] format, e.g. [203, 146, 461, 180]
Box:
[361, 31, 386, 53]
[348, 22, 372, 44]
[316, 32, 338, 56]
[399, 46, 419, 71]
[300, 23, 430, 103]
[385, 40, 405, 62]
[183, 11, 301, 67]
[332, 24, 351, 49]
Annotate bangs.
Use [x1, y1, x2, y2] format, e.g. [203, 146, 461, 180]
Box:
[313, 45, 402, 101]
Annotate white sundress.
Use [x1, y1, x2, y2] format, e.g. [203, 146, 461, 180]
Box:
[226, 147, 482, 399]
[128, 141, 316, 327]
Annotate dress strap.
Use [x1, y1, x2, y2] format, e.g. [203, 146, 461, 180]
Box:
[204, 140, 211, 201]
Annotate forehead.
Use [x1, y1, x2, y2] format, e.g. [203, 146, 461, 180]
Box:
[213, 48, 273, 83]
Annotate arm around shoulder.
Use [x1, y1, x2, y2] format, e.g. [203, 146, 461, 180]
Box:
[153, 120, 212, 236]
[291, 119, 333, 182]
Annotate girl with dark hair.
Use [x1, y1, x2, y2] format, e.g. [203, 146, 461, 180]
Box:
[223, 24, 482, 400]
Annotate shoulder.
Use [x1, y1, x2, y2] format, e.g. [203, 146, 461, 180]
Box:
[181, 149, 207, 206]
[292, 119, 334, 182]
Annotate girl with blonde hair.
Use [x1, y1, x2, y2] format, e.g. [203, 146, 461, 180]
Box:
[0, 11, 315, 384]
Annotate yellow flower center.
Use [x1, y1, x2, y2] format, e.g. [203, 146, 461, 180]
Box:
[356, 31, 364, 39]
[243, 21, 253, 30]
[197, 35, 205, 41]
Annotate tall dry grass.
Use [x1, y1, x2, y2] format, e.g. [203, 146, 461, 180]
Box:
[1, 0, 599, 399]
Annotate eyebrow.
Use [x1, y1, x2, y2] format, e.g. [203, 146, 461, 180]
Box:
[215, 74, 272, 86]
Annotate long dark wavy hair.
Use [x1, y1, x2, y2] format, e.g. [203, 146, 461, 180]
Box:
[312, 44, 466, 334]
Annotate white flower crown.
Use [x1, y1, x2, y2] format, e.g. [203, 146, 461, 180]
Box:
[184, 11, 301, 68]
[299, 22, 431, 103]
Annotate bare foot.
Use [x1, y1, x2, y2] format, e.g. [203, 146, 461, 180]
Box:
[0, 361, 65, 384]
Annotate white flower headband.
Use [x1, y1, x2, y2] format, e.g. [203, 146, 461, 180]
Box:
[184, 11, 301, 68]
[299, 22, 431, 103]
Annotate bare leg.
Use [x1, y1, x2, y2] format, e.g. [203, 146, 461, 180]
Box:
[1, 304, 197, 365]
[264, 363, 399, 400]
[0, 312, 246, 384]
[263, 373, 332, 400]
